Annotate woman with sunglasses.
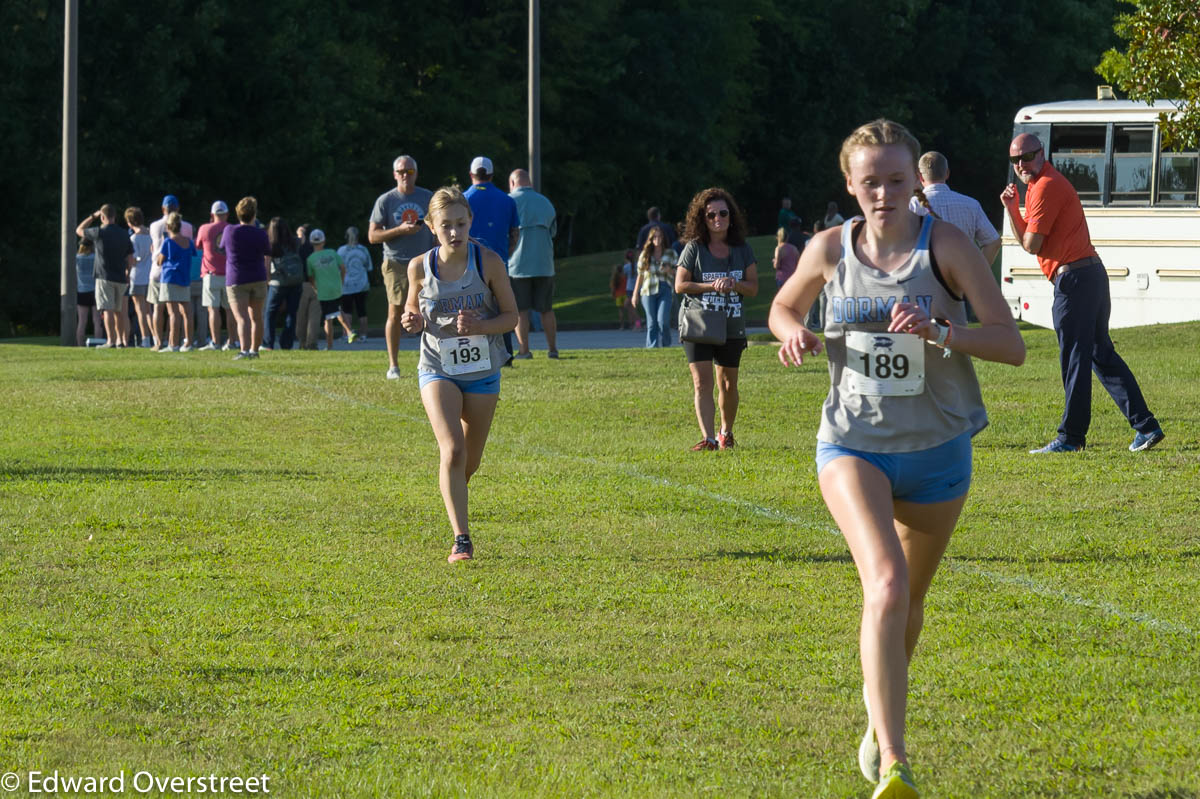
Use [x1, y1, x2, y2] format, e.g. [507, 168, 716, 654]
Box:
[675, 187, 758, 450]
[770, 119, 1025, 799]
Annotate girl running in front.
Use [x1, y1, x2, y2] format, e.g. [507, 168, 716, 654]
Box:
[401, 187, 518, 563]
[769, 119, 1025, 799]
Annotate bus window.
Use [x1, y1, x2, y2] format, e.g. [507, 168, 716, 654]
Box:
[1157, 140, 1198, 205]
[1050, 125, 1107, 204]
[1111, 125, 1153, 204]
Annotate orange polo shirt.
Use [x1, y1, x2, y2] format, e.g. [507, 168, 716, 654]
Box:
[1024, 161, 1098, 280]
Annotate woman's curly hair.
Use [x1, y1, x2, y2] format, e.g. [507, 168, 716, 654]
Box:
[681, 187, 747, 246]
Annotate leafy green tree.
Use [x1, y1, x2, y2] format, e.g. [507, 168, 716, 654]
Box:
[1099, 0, 1200, 148]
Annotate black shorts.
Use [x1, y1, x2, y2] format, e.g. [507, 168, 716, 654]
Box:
[511, 276, 555, 312]
[683, 337, 747, 368]
[319, 298, 343, 319]
[340, 291, 367, 317]
[77, 291, 96, 308]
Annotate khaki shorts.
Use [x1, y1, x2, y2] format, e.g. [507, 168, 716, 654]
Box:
[381, 258, 410, 306]
[164, 282, 191, 303]
[202, 274, 228, 308]
[226, 281, 268, 305]
[95, 279, 126, 311]
[148, 278, 165, 304]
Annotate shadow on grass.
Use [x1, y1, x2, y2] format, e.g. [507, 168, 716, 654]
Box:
[948, 551, 1200, 565]
[0, 464, 321, 482]
[40, 367, 269, 384]
[185, 664, 299, 680]
[705, 548, 853, 564]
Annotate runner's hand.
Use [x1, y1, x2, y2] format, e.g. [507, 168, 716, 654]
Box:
[456, 310, 479, 335]
[778, 328, 822, 367]
[400, 311, 423, 332]
[888, 301, 935, 341]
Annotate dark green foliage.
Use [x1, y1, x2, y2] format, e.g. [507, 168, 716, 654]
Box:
[2, 0, 1117, 334]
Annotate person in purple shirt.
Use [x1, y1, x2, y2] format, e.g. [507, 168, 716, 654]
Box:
[219, 196, 271, 359]
[464, 156, 520, 361]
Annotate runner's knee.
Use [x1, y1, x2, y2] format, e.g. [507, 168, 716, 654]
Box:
[864, 568, 909, 618]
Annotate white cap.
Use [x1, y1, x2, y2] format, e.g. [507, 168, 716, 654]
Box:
[309, 228, 325, 244]
[470, 156, 493, 175]
[211, 200, 228, 214]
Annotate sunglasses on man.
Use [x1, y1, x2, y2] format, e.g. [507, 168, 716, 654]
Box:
[706, 209, 730, 220]
[1008, 149, 1042, 165]
[395, 168, 415, 177]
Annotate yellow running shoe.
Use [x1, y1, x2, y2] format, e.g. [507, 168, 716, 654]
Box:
[871, 762, 918, 799]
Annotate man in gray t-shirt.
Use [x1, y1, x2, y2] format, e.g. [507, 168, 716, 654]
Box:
[368, 154, 435, 379]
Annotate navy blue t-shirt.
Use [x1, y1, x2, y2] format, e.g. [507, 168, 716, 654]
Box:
[83, 224, 134, 283]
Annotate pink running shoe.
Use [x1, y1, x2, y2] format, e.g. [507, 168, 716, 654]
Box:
[448, 534, 473, 563]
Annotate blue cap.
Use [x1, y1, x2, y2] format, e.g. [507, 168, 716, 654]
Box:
[161, 194, 179, 209]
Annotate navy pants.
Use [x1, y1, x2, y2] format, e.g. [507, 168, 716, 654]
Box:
[1051, 262, 1157, 447]
[264, 284, 302, 350]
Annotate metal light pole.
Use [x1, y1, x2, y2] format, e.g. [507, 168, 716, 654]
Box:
[528, 0, 541, 192]
[59, 0, 78, 345]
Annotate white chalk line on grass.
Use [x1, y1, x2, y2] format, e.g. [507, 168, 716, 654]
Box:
[246, 364, 1198, 638]
[944, 564, 1197, 636]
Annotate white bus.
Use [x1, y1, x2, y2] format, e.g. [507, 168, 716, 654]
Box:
[1000, 98, 1200, 329]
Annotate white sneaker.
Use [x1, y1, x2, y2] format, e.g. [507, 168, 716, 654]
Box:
[199, 341, 217, 351]
[386, 366, 401, 380]
[859, 681, 880, 782]
[180, 343, 194, 352]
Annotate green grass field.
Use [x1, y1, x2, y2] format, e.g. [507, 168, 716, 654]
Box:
[1, 323, 1197, 798]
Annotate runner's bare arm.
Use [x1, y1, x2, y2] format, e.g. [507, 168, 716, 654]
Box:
[923, 220, 1025, 366]
[400, 256, 424, 332]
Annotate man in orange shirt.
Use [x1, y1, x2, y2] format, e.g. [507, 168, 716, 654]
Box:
[1002, 132, 1164, 453]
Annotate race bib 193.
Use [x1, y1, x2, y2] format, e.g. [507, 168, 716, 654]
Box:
[438, 335, 491, 376]
[843, 331, 925, 396]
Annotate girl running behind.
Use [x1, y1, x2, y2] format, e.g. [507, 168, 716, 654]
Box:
[400, 187, 518, 563]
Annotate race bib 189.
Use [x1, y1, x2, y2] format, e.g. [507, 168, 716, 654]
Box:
[438, 335, 491, 376]
[843, 331, 925, 396]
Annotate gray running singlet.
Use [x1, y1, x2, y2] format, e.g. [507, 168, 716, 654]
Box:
[417, 243, 506, 382]
[818, 216, 987, 453]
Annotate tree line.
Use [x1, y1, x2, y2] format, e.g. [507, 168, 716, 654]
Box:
[1, 0, 1123, 335]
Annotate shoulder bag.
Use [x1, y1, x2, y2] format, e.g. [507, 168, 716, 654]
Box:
[678, 294, 727, 346]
